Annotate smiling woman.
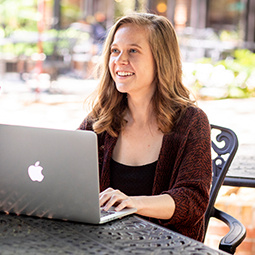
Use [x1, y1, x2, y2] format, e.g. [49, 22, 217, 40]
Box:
[78, 13, 212, 242]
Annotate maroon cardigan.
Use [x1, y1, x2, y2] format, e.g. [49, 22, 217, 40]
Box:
[78, 106, 212, 241]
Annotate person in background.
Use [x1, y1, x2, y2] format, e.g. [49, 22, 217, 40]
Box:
[91, 12, 107, 55]
[78, 13, 212, 242]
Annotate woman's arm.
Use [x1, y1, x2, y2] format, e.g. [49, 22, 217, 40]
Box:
[160, 107, 212, 229]
[100, 187, 175, 220]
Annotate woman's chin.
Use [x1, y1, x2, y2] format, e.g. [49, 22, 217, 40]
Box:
[115, 83, 130, 94]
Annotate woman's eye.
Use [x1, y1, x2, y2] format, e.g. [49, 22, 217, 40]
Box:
[130, 49, 137, 53]
[111, 48, 119, 54]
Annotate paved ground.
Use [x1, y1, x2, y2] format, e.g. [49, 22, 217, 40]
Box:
[1, 73, 255, 177]
[198, 97, 255, 178]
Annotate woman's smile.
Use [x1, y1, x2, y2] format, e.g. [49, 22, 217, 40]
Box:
[116, 71, 135, 77]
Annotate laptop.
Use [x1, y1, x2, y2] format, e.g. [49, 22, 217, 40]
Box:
[0, 124, 137, 224]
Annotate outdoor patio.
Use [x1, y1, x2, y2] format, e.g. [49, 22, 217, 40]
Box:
[1, 72, 255, 254]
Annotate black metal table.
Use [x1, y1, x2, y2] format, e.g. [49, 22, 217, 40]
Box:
[224, 155, 255, 187]
[0, 213, 228, 255]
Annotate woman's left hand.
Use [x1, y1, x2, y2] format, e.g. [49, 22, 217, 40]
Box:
[99, 187, 137, 212]
[99, 187, 175, 220]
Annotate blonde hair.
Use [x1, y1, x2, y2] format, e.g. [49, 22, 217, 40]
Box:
[87, 13, 194, 137]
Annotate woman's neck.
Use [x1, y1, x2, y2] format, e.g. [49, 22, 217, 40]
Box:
[126, 94, 155, 127]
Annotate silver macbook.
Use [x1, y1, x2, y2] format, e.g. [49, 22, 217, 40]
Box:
[0, 124, 136, 224]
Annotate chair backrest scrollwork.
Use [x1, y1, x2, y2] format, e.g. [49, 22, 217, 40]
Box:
[204, 124, 239, 233]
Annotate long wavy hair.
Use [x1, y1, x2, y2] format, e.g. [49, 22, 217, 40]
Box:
[87, 13, 195, 137]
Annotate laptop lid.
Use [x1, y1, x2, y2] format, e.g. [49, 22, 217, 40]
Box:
[0, 124, 121, 224]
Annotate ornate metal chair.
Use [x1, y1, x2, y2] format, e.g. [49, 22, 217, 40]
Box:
[204, 125, 246, 254]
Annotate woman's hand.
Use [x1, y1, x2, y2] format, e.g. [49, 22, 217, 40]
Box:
[99, 187, 175, 220]
[99, 187, 137, 212]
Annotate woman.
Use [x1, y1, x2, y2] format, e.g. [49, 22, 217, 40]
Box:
[78, 13, 212, 242]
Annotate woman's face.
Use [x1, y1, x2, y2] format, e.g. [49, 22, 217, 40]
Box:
[109, 24, 156, 99]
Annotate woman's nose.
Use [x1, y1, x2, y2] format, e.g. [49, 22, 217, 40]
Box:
[115, 52, 128, 64]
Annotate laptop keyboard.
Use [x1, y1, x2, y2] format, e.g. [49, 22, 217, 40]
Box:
[100, 209, 116, 217]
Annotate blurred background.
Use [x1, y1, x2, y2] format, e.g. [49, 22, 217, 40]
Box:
[0, 1, 255, 254]
[0, 0, 254, 97]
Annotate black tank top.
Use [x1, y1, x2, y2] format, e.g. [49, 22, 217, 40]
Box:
[110, 158, 157, 196]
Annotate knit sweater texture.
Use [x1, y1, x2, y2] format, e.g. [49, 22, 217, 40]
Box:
[78, 106, 212, 241]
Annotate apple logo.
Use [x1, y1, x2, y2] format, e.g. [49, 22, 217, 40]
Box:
[28, 161, 44, 182]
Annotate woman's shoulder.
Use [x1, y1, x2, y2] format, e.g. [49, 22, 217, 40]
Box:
[77, 116, 115, 145]
[173, 105, 210, 135]
[183, 105, 209, 124]
[77, 116, 94, 131]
